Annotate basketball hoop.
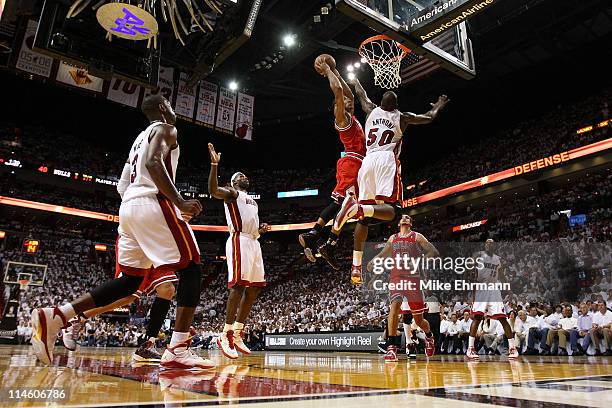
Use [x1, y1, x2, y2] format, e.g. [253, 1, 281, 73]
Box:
[18, 279, 30, 291]
[359, 35, 410, 89]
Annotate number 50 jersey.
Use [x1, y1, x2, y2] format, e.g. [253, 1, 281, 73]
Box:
[364, 106, 403, 156]
[122, 121, 180, 203]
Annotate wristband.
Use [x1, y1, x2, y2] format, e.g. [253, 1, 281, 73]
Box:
[211, 163, 218, 166]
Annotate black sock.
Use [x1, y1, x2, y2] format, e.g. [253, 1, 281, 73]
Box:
[313, 223, 324, 234]
[146, 297, 171, 340]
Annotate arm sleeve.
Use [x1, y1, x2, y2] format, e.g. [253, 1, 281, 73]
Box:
[117, 162, 131, 198]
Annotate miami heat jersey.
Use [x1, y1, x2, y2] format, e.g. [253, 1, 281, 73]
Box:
[476, 251, 501, 283]
[225, 191, 260, 238]
[122, 121, 179, 203]
[390, 231, 422, 277]
[335, 115, 366, 160]
[364, 107, 403, 156]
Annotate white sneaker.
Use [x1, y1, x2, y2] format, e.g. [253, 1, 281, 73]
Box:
[333, 193, 359, 231]
[216, 331, 239, 359]
[233, 331, 251, 355]
[31, 307, 69, 365]
[160, 341, 215, 371]
[466, 346, 480, 360]
[62, 317, 82, 351]
[508, 347, 519, 360]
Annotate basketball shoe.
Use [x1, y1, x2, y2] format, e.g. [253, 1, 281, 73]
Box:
[160, 336, 215, 371]
[466, 346, 480, 360]
[61, 316, 82, 351]
[425, 335, 436, 357]
[31, 307, 69, 365]
[407, 344, 417, 359]
[217, 330, 239, 359]
[508, 347, 519, 360]
[333, 193, 361, 231]
[298, 231, 320, 263]
[233, 330, 251, 355]
[133, 340, 162, 363]
[384, 345, 398, 362]
[318, 241, 341, 270]
[350, 264, 363, 284]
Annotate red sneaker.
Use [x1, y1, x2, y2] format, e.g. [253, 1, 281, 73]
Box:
[384, 345, 398, 362]
[350, 264, 363, 285]
[466, 346, 480, 360]
[425, 335, 436, 357]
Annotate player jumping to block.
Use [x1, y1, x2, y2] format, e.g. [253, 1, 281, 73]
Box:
[319, 77, 449, 284]
[208, 143, 269, 360]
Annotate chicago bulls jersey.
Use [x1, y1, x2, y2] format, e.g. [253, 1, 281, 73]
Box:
[364, 107, 403, 156]
[335, 115, 366, 161]
[390, 231, 422, 277]
[225, 191, 260, 238]
[122, 121, 179, 203]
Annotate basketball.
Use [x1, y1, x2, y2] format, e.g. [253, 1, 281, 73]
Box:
[314, 54, 336, 75]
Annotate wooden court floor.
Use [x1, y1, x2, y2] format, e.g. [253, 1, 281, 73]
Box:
[0, 345, 611, 407]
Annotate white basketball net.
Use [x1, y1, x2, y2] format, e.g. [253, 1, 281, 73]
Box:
[359, 36, 409, 89]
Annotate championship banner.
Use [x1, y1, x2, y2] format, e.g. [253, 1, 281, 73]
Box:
[215, 87, 237, 134]
[144, 66, 175, 105]
[174, 72, 196, 120]
[265, 332, 380, 352]
[235, 92, 254, 140]
[195, 81, 218, 128]
[106, 77, 142, 107]
[15, 20, 53, 78]
[56, 61, 104, 92]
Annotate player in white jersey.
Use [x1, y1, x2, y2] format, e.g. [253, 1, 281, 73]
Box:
[466, 239, 518, 360]
[207, 143, 269, 360]
[321, 77, 449, 284]
[31, 96, 214, 371]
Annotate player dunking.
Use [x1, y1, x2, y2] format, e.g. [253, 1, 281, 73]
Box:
[367, 215, 438, 361]
[298, 56, 365, 269]
[207, 143, 269, 360]
[31, 95, 214, 371]
[320, 77, 449, 284]
[467, 239, 518, 360]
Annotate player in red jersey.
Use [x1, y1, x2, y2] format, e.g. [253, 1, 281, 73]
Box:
[299, 57, 366, 269]
[367, 215, 438, 361]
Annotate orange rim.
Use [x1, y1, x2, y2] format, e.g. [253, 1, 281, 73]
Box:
[358, 34, 410, 63]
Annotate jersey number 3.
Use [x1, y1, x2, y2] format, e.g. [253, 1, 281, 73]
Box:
[130, 154, 139, 183]
[366, 128, 394, 147]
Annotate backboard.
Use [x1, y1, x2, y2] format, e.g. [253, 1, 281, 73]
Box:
[336, 0, 494, 80]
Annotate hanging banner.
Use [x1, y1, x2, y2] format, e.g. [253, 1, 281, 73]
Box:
[144, 66, 175, 105]
[174, 72, 196, 120]
[195, 81, 218, 128]
[56, 61, 104, 92]
[215, 87, 237, 134]
[107, 77, 142, 107]
[15, 20, 53, 77]
[235, 92, 254, 141]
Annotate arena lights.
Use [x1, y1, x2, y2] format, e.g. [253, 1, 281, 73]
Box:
[346, 65, 354, 72]
[228, 81, 239, 91]
[94, 244, 108, 251]
[347, 72, 356, 81]
[283, 34, 296, 47]
[0, 231, 5, 239]
[277, 189, 319, 198]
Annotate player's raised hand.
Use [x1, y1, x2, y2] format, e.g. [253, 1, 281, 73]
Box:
[178, 199, 203, 217]
[208, 143, 221, 164]
[431, 95, 450, 110]
[259, 223, 270, 234]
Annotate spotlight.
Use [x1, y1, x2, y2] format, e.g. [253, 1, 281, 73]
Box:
[360, 57, 367, 63]
[229, 81, 238, 91]
[346, 65, 354, 72]
[353, 62, 361, 68]
[347, 72, 356, 81]
[283, 34, 296, 47]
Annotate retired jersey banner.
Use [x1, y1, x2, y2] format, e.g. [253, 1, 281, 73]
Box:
[195, 81, 218, 128]
[174, 72, 196, 120]
[144, 66, 175, 105]
[235, 92, 254, 141]
[15, 20, 53, 78]
[107, 77, 142, 107]
[56, 61, 104, 92]
[215, 87, 237, 134]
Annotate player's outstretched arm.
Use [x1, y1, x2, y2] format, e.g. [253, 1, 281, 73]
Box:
[146, 125, 202, 216]
[321, 63, 350, 129]
[351, 77, 376, 116]
[332, 67, 354, 103]
[400, 95, 450, 129]
[207, 143, 239, 203]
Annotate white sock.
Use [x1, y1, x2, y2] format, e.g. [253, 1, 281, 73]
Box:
[362, 205, 374, 217]
[508, 338, 515, 349]
[353, 251, 363, 266]
[468, 336, 475, 348]
[169, 331, 189, 350]
[59, 303, 76, 321]
[224, 323, 233, 333]
[233, 322, 245, 333]
[403, 324, 412, 344]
